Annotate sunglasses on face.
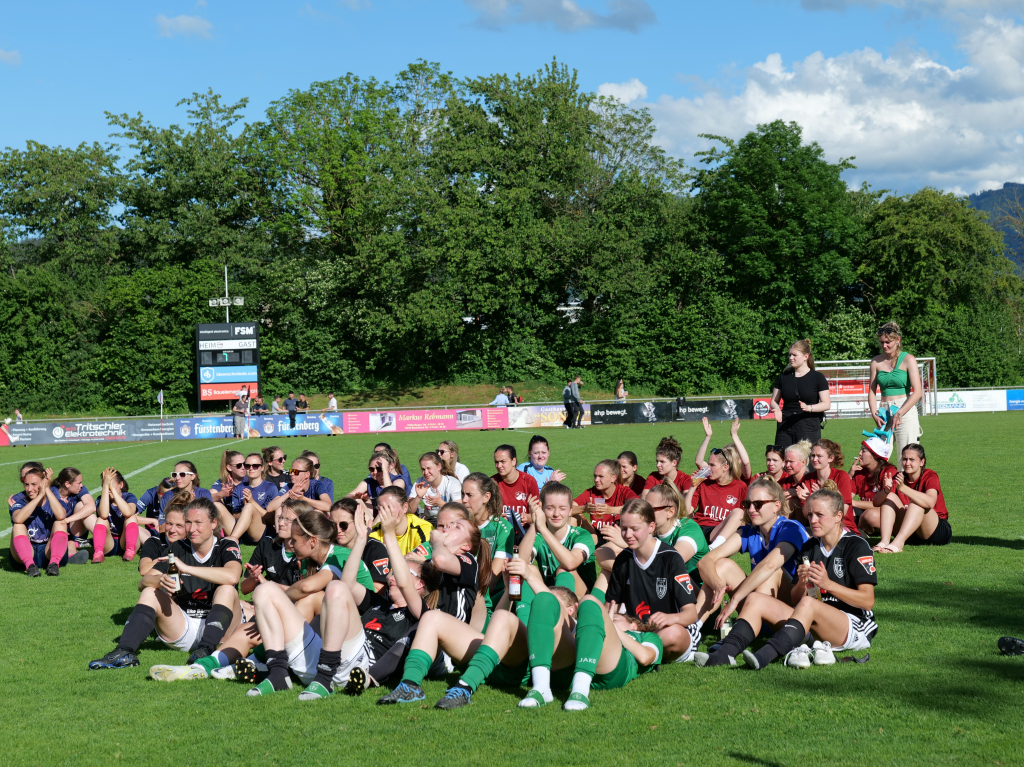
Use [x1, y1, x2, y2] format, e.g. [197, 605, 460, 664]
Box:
[244, 463, 263, 470]
[170, 471, 194, 479]
[229, 462, 244, 469]
[369, 466, 383, 473]
[309, 462, 320, 470]
[337, 521, 351, 531]
[274, 455, 287, 462]
[289, 469, 309, 476]
[650, 504, 673, 512]
[438, 449, 448, 455]
[741, 499, 776, 511]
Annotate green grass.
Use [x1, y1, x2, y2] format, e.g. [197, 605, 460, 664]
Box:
[2, 414, 1022, 766]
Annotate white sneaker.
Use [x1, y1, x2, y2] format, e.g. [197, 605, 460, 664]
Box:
[210, 665, 236, 680]
[812, 641, 836, 666]
[784, 644, 812, 669]
[149, 663, 208, 682]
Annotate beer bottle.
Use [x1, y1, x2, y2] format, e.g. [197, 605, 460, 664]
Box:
[167, 552, 181, 593]
[508, 546, 522, 602]
[802, 556, 821, 600]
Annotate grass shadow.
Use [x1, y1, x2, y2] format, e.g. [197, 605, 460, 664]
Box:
[881, 581, 1024, 634]
[110, 607, 134, 625]
[725, 754, 787, 767]
[951, 536, 1024, 551]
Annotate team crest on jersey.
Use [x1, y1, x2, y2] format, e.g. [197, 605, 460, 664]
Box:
[857, 555, 876, 574]
[635, 600, 651, 619]
[515, 492, 527, 501]
[833, 557, 844, 578]
[413, 545, 429, 557]
[458, 553, 473, 564]
[726, 495, 738, 506]
[373, 558, 390, 575]
[674, 573, 693, 594]
[365, 618, 382, 631]
[656, 578, 668, 598]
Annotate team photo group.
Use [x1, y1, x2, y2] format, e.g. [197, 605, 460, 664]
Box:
[9, 324, 953, 710]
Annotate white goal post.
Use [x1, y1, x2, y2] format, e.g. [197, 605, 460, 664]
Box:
[814, 358, 938, 419]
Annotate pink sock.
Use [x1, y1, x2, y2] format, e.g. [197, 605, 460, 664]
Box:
[12, 535, 34, 570]
[92, 525, 107, 561]
[122, 523, 139, 559]
[49, 530, 68, 565]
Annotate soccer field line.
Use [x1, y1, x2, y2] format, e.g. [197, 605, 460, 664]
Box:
[0, 443, 142, 468]
[0, 439, 244, 540]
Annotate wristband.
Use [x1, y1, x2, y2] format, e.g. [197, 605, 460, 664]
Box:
[709, 535, 727, 551]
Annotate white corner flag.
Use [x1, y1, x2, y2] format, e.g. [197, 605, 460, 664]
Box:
[157, 390, 164, 442]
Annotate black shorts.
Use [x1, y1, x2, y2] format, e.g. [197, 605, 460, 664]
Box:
[699, 525, 717, 543]
[907, 516, 952, 546]
[775, 417, 822, 450]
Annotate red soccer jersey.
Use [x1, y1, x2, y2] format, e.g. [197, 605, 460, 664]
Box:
[852, 464, 898, 505]
[492, 471, 540, 527]
[779, 472, 807, 513]
[799, 470, 856, 533]
[692, 479, 747, 527]
[643, 470, 693, 494]
[625, 474, 646, 498]
[898, 469, 948, 520]
[574, 484, 637, 508]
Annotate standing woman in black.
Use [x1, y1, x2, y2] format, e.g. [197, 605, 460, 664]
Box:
[769, 339, 831, 450]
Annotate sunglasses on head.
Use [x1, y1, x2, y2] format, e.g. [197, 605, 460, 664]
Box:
[710, 448, 725, 457]
[766, 445, 784, 454]
[170, 471, 194, 479]
[289, 469, 308, 476]
[741, 499, 776, 511]
[244, 463, 263, 470]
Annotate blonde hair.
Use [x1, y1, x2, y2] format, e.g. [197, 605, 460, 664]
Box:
[785, 338, 815, 371]
[745, 476, 790, 521]
[712, 446, 743, 482]
[784, 440, 812, 465]
[877, 321, 903, 352]
[647, 482, 684, 520]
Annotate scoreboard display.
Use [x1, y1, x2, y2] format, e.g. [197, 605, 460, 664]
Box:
[195, 322, 261, 407]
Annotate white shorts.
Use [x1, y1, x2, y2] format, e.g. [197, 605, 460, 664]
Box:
[286, 622, 370, 686]
[833, 613, 877, 652]
[161, 611, 205, 652]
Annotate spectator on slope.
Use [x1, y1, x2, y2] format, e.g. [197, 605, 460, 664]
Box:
[769, 339, 831, 449]
[489, 386, 511, 407]
[283, 391, 298, 429]
[563, 379, 576, 429]
[296, 394, 310, 415]
[271, 396, 283, 415]
[326, 392, 338, 412]
[232, 392, 248, 439]
[614, 377, 628, 404]
[868, 321, 924, 460]
[569, 375, 585, 428]
[438, 440, 471, 482]
[518, 434, 566, 491]
[251, 396, 270, 415]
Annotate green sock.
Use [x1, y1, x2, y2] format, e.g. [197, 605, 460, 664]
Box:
[574, 599, 606, 678]
[554, 572, 576, 591]
[515, 580, 536, 626]
[195, 655, 222, 675]
[459, 645, 500, 692]
[253, 643, 266, 662]
[527, 591, 561, 670]
[590, 588, 606, 603]
[402, 648, 434, 686]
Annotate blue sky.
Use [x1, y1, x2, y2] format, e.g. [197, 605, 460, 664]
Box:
[2, 1, 1022, 193]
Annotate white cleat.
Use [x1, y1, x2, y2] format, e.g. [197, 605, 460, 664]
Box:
[210, 665, 237, 680]
[812, 641, 836, 666]
[784, 645, 812, 669]
[149, 663, 208, 682]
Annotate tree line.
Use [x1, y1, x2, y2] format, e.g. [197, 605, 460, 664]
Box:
[1, 60, 1021, 415]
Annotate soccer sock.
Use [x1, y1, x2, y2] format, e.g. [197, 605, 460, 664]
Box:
[213, 651, 231, 667]
[752, 619, 807, 668]
[117, 604, 157, 653]
[92, 525, 107, 561]
[265, 649, 291, 691]
[401, 648, 434, 686]
[706, 618, 756, 667]
[49, 530, 68, 565]
[195, 655, 222, 675]
[122, 523, 139, 558]
[554, 571, 577, 591]
[530, 666, 551, 697]
[312, 649, 342, 691]
[573, 599, 605, 679]
[571, 671, 593, 699]
[590, 588, 606, 603]
[527, 591, 560, 672]
[459, 645, 500, 692]
[515, 581, 536, 626]
[11, 535, 34, 569]
[197, 605, 233, 652]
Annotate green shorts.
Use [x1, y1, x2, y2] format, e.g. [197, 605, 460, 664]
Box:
[591, 646, 637, 691]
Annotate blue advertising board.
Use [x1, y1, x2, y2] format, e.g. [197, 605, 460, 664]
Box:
[1007, 390, 1024, 410]
[199, 365, 258, 383]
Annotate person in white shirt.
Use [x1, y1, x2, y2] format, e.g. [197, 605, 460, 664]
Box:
[327, 392, 338, 412]
[488, 387, 511, 407]
[438, 441, 470, 482]
[271, 396, 282, 414]
[413, 451, 462, 521]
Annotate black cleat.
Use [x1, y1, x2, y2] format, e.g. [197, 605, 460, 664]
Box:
[68, 551, 90, 565]
[26, 564, 41, 578]
[233, 657, 259, 685]
[188, 646, 211, 664]
[999, 637, 1024, 656]
[435, 685, 473, 709]
[46, 563, 60, 576]
[344, 667, 366, 696]
[89, 649, 140, 670]
[376, 681, 425, 705]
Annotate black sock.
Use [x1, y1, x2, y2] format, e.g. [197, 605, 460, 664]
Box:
[313, 649, 342, 691]
[706, 619, 756, 666]
[197, 605, 233, 652]
[753, 619, 806, 668]
[117, 604, 157, 653]
[265, 649, 290, 690]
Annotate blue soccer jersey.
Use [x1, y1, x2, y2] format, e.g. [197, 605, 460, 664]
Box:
[739, 516, 810, 578]
[9, 491, 58, 543]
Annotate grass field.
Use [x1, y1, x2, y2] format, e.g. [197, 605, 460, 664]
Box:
[2, 414, 1022, 767]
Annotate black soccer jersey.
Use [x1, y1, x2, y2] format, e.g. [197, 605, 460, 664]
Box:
[799, 533, 878, 621]
[606, 541, 696, 621]
[357, 588, 415, 662]
[153, 538, 242, 618]
[362, 538, 391, 586]
[433, 552, 479, 623]
[138, 533, 169, 561]
[248, 537, 300, 586]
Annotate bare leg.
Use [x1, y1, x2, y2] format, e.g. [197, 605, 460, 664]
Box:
[252, 582, 307, 652]
[791, 596, 854, 646]
[887, 503, 936, 553]
[694, 559, 747, 624]
[320, 580, 367, 652]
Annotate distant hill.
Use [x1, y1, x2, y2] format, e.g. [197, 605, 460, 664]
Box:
[968, 182, 1024, 269]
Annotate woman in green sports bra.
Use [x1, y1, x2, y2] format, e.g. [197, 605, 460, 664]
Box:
[867, 322, 923, 461]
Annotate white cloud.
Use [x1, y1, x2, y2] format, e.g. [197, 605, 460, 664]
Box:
[338, 0, 371, 8]
[466, 0, 655, 32]
[0, 49, 21, 66]
[597, 78, 648, 102]
[797, 0, 1024, 12]
[640, 15, 1024, 194]
[156, 13, 213, 38]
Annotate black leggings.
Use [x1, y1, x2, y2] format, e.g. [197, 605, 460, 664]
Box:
[774, 417, 822, 449]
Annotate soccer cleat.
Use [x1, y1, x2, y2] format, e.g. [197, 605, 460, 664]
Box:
[518, 689, 552, 708]
[210, 665, 237, 680]
[563, 692, 590, 711]
[344, 667, 366, 696]
[812, 641, 835, 666]
[89, 649, 140, 670]
[46, 563, 60, 576]
[298, 681, 332, 701]
[149, 664, 208, 682]
[376, 681, 426, 705]
[92, 553, 105, 564]
[233, 658, 260, 685]
[999, 637, 1024, 656]
[187, 647, 211, 665]
[26, 564, 41, 577]
[123, 550, 136, 562]
[784, 645, 812, 669]
[68, 551, 90, 565]
[434, 685, 472, 710]
[741, 650, 762, 670]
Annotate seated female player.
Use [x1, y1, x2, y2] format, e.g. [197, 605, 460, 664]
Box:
[616, 451, 647, 498]
[239, 500, 304, 597]
[266, 457, 331, 514]
[89, 498, 243, 670]
[794, 439, 856, 532]
[438, 440, 471, 483]
[754, 445, 788, 483]
[331, 498, 390, 591]
[262, 445, 290, 491]
[9, 467, 69, 576]
[873, 443, 951, 552]
[694, 477, 809, 630]
[135, 477, 173, 543]
[226, 452, 280, 543]
[159, 461, 213, 517]
[462, 472, 514, 623]
[346, 450, 407, 510]
[51, 467, 96, 560]
[370, 486, 433, 555]
[571, 460, 637, 527]
[848, 437, 899, 549]
[412, 452, 462, 522]
[138, 505, 188, 576]
[779, 442, 812, 520]
[641, 436, 692, 498]
[300, 450, 335, 502]
[211, 450, 246, 529]
[685, 445, 747, 546]
[92, 467, 141, 563]
[694, 417, 752, 481]
[695, 487, 877, 669]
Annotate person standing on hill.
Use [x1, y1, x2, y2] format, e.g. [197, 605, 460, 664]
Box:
[284, 392, 298, 430]
[769, 340, 830, 450]
[570, 375, 584, 429]
[327, 392, 338, 412]
[562, 380, 575, 429]
[867, 322, 923, 460]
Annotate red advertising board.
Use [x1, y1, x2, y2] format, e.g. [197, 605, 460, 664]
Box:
[752, 398, 774, 420]
[200, 383, 260, 401]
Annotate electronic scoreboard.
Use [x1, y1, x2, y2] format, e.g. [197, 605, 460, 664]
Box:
[195, 322, 260, 411]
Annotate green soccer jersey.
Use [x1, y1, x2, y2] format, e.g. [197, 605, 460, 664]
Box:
[411, 541, 432, 560]
[657, 518, 709, 573]
[480, 516, 514, 561]
[626, 629, 664, 674]
[532, 526, 596, 586]
[300, 544, 375, 589]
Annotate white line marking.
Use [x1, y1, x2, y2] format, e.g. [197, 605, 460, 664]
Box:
[0, 443, 143, 467]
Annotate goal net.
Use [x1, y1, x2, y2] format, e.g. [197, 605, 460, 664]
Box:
[815, 358, 937, 419]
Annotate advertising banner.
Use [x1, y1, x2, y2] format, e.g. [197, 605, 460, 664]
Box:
[675, 398, 753, 422]
[752, 398, 773, 419]
[1008, 390, 1024, 411]
[176, 417, 234, 440]
[200, 383, 260, 402]
[248, 413, 343, 438]
[199, 366, 258, 384]
[131, 419, 177, 441]
[589, 404, 633, 425]
[935, 390, 1008, 413]
[4, 420, 139, 445]
[507, 405, 591, 429]
[343, 408, 509, 434]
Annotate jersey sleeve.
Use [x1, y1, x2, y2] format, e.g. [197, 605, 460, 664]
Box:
[573, 489, 592, 506]
[318, 478, 335, 502]
[452, 553, 479, 587]
[569, 528, 596, 561]
[363, 539, 391, 585]
[492, 519, 513, 560]
[846, 537, 878, 586]
[216, 539, 243, 567]
[526, 475, 540, 498]
[774, 521, 809, 556]
[637, 631, 664, 667]
[138, 536, 164, 560]
[667, 551, 697, 606]
[249, 539, 269, 568]
[643, 473, 660, 491]
[605, 555, 626, 604]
